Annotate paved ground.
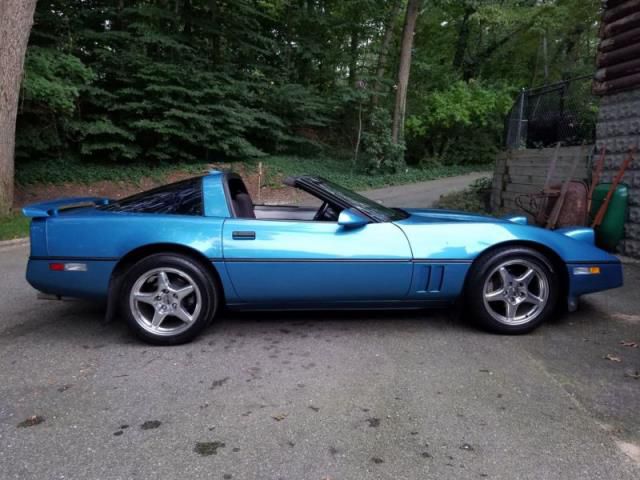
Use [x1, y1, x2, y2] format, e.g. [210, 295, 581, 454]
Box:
[362, 172, 490, 207]
[0, 243, 639, 480]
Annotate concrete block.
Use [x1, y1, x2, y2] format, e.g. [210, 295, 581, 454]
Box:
[622, 239, 640, 258]
[629, 206, 640, 224]
[625, 223, 640, 240]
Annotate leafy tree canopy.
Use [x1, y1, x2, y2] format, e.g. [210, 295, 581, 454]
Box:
[16, 0, 601, 170]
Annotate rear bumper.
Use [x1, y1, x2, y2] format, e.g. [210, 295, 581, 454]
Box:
[567, 261, 623, 298]
[26, 258, 116, 300]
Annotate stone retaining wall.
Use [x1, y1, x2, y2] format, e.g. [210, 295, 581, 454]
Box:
[596, 90, 640, 257]
[491, 146, 592, 216]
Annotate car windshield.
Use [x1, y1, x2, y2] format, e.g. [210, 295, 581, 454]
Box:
[305, 177, 409, 222]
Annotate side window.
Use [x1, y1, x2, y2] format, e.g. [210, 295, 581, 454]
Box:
[227, 178, 250, 200]
[99, 178, 204, 216]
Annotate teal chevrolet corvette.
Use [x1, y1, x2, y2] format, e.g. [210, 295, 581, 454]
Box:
[23, 171, 622, 345]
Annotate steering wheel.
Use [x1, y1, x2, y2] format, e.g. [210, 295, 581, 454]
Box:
[313, 201, 330, 221]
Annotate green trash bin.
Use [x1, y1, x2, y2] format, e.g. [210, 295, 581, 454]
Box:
[590, 183, 629, 251]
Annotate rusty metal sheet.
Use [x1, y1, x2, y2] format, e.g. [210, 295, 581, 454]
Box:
[516, 182, 588, 229]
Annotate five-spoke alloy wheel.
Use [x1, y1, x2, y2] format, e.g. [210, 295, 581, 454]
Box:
[121, 254, 219, 345]
[466, 246, 559, 334]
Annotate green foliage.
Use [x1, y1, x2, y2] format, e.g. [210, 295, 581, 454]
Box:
[16, 158, 210, 186]
[406, 81, 513, 164]
[15, 46, 94, 161]
[408, 81, 513, 131]
[14, 0, 601, 184]
[0, 215, 30, 241]
[361, 108, 405, 174]
[17, 0, 336, 166]
[16, 155, 490, 194]
[21, 47, 94, 114]
[436, 176, 492, 214]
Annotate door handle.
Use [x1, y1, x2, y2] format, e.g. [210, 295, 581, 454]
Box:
[232, 231, 256, 240]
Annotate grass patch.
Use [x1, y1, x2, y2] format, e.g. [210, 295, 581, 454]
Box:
[436, 177, 493, 214]
[0, 214, 30, 241]
[16, 155, 492, 191]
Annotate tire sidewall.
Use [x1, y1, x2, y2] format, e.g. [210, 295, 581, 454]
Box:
[120, 254, 218, 345]
[466, 247, 559, 334]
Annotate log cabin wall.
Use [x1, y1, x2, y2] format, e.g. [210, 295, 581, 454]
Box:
[594, 0, 640, 257]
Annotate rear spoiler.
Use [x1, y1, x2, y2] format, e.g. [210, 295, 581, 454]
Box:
[22, 197, 110, 218]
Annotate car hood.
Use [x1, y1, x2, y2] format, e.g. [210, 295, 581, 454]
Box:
[399, 208, 508, 224]
[397, 208, 597, 246]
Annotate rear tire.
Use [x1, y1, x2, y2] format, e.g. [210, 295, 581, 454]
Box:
[465, 247, 558, 334]
[120, 253, 218, 345]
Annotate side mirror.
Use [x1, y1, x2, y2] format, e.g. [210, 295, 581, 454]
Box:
[338, 208, 369, 228]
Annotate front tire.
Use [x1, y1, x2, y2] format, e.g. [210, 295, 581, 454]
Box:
[466, 247, 559, 334]
[120, 253, 218, 345]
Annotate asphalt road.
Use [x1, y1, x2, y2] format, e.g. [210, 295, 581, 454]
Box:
[362, 172, 490, 208]
[0, 244, 639, 480]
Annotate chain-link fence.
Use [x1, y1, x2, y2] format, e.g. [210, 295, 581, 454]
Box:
[505, 76, 597, 149]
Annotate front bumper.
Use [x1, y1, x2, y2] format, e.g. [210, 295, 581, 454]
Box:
[567, 260, 623, 304]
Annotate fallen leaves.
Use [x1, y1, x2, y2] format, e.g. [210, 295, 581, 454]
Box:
[620, 340, 638, 348]
[366, 417, 381, 428]
[611, 313, 640, 323]
[272, 413, 287, 421]
[17, 415, 45, 428]
[624, 370, 640, 380]
[140, 420, 162, 430]
[194, 441, 226, 456]
[604, 353, 622, 362]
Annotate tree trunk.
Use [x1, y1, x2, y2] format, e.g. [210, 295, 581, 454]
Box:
[0, 0, 37, 216]
[452, 5, 474, 71]
[392, 0, 421, 144]
[209, 0, 222, 63]
[372, 0, 402, 106]
[542, 31, 549, 82]
[348, 28, 359, 85]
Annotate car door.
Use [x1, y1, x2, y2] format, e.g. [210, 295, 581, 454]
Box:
[221, 218, 413, 304]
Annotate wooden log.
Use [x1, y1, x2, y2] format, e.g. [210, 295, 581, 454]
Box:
[602, 0, 640, 25]
[593, 72, 640, 95]
[599, 25, 640, 52]
[604, 0, 633, 9]
[507, 174, 586, 186]
[506, 157, 589, 168]
[601, 11, 640, 39]
[505, 183, 543, 194]
[597, 41, 640, 67]
[595, 57, 640, 81]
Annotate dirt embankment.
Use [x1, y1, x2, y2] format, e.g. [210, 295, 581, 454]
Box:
[14, 166, 310, 208]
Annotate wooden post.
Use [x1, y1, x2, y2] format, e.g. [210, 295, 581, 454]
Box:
[257, 161, 263, 204]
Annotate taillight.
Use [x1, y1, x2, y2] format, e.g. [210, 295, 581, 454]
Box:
[49, 263, 87, 272]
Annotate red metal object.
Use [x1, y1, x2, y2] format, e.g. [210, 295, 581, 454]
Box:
[516, 143, 589, 229]
[542, 182, 589, 228]
[516, 181, 589, 229]
[587, 145, 607, 214]
[546, 145, 587, 229]
[591, 146, 636, 228]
